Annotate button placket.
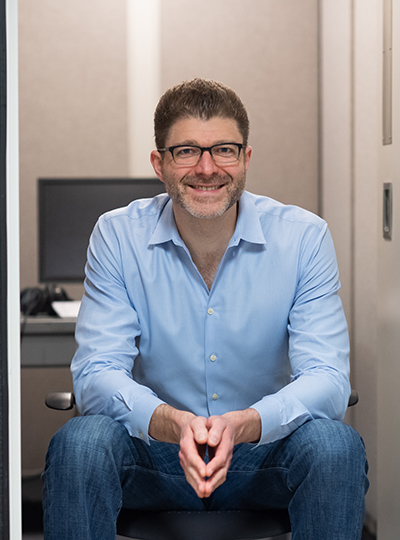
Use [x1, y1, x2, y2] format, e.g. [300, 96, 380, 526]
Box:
[205, 299, 221, 413]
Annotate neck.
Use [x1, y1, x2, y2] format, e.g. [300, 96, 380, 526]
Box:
[174, 202, 238, 254]
[173, 203, 238, 289]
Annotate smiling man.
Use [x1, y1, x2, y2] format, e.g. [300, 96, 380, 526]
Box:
[43, 78, 368, 540]
[153, 117, 249, 220]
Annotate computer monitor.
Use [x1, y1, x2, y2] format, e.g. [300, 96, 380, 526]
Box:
[38, 178, 166, 283]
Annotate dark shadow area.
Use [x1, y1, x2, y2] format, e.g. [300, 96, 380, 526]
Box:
[22, 501, 43, 534]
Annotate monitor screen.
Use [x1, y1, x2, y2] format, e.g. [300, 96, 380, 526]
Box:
[38, 178, 166, 283]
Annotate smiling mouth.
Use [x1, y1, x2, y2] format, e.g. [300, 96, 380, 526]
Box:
[189, 184, 224, 191]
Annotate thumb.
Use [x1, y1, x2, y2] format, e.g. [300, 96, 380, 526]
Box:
[191, 416, 209, 444]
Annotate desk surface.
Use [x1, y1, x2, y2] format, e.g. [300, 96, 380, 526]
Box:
[21, 316, 76, 334]
[21, 316, 77, 367]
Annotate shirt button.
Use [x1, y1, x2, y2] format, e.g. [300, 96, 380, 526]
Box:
[210, 355, 217, 362]
[139, 431, 144, 440]
[212, 393, 219, 401]
[207, 308, 214, 315]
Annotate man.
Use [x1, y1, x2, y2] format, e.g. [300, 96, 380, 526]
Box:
[43, 78, 368, 539]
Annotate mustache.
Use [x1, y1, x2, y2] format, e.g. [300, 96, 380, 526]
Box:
[182, 173, 232, 185]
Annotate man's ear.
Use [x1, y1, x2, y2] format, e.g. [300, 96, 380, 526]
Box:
[150, 150, 164, 183]
[244, 146, 252, 172]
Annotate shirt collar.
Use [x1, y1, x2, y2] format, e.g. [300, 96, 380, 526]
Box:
[148, 191, 267, 247]
[148, 198, 181, 246]
[229, 191, 268, 246]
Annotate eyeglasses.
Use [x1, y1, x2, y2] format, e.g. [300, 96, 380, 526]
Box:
[157, 143, 244, 166]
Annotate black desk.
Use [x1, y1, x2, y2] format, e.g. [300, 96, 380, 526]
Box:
[21, 316, 77, 367]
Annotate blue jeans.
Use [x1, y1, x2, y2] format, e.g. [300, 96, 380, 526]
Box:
[42, 415, 369, 540]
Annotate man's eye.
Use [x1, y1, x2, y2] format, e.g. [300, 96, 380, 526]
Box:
[214, 145, 235, 156]
[175, 147, 198, 157]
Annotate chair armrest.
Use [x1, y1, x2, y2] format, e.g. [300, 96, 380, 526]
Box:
[44, 389, 358, 411]
[348, 389, 358, 407]
[45, 392, 75, 410]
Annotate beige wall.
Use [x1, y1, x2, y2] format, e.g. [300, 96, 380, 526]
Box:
[320, 0, 378, 526]
[19, 0, 129, 297]
[320, 0, 400, 532]
[19, 0, 319, 298]
[161, 0, 319, 212]
[375, 0, 400, 537]
[353, 0, 379, 529]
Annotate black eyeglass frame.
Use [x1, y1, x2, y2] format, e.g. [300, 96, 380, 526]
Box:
[157, 143, 244, 164]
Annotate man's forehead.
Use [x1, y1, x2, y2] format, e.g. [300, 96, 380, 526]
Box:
[166, 116, 242, 145]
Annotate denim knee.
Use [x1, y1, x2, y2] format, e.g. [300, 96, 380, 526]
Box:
[43, 416, 131, 540]
[287, 419, 369, 493]
[46, 414, 130, 473]
[283, 420, 368, 539]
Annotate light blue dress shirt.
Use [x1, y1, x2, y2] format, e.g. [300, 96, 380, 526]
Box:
[71, 191, 350, 446]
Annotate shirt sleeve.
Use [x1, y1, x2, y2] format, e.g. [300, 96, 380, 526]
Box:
[71, 215, 166, 444]
[251, 224, 351, 445]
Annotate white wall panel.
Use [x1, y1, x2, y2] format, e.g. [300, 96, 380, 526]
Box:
[7, 0, 21, 537]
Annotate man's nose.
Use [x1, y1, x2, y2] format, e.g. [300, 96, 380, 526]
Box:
[193, 150, 220, 175]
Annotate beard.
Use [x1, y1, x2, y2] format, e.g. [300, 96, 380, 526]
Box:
[162, 171, 246, 220]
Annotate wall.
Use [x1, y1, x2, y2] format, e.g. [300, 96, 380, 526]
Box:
[160, 0, 319, 213]
[18, 0, 129, 299]
[321, 0, 379, 529]
[19, 0, 320, 299]
[353, 0, 380, 531]
[376, 0, 400, 537]
[321, 0, 400, 535]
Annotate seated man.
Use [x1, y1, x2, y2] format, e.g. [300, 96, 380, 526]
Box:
[43, 78, 369, 540]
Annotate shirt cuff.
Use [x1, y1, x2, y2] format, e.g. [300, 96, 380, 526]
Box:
[112, 385, 166, 445]
[250, 397, 283, 445]
[250, 393, 311, 446]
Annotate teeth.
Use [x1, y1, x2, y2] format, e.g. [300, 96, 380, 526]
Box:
[195, 186, 220, 191]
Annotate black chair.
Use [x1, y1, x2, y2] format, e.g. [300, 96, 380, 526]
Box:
[45, 390, 359, 540]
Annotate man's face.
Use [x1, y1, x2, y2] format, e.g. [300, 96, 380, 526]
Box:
[151, 116, 252, 220]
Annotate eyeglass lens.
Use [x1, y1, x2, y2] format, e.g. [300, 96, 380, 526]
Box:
[173, 144, 240, 165]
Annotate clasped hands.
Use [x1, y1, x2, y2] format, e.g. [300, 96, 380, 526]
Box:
[179, 414, 236, 498]
[149, 405, 261, 499]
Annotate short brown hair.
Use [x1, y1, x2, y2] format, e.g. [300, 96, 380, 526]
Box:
[154, 78, 250, 149]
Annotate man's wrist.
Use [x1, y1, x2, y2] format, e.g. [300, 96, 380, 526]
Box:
[222, 408, 261, 445]
[149, 404, 195, 444]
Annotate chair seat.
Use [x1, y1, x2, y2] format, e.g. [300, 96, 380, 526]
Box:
[117, 508, 291, 540]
